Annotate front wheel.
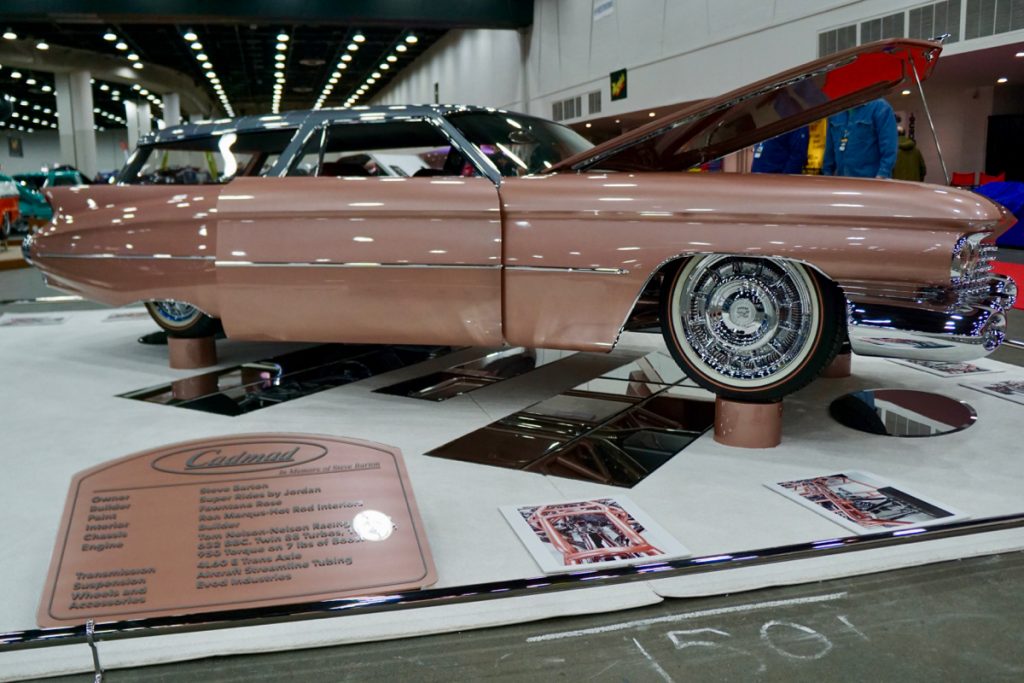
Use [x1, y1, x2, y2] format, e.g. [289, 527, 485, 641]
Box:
[661, 255, 843, 402]
[144, 301, 221, 338]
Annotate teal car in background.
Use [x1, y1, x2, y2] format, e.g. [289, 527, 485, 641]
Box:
[13, 168, 88, 190]
[12, 178, 53, 232]
[9, 169, 86, 233]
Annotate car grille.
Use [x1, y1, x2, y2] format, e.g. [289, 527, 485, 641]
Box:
[955, 243, 998, 300]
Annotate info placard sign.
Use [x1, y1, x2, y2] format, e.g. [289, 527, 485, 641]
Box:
[38, 434, 436, 627]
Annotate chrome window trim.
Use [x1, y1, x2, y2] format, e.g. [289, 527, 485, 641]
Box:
[274, 120, 323, 178]
[122, 106, 530, 184]
[429, 115, 502, 186]
[283, 123, 330, 177]
[279, 114, 499, 185]
[119, 123, 307, 185]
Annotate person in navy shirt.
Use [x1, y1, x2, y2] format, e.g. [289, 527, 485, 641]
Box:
[751, 127, 809, 174]
[822, 99, 898, 178]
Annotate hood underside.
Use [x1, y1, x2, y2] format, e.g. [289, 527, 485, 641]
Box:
[548, 39, 942, 173]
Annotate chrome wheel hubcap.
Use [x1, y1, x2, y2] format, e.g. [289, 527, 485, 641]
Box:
[677, 257, 815, 383]
[153, 301, 199, 324]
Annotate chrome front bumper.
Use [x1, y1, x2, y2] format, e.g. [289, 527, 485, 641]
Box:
[848, 275, 1016, 361]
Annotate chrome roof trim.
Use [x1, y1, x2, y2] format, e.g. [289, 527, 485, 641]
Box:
[138, 105, 517, 148]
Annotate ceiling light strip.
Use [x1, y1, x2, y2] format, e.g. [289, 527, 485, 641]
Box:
[183, 29, 234, 117]
[272, 30, 290, 114]
[3, 98, 49, 132]
[0, 69, 57, 131]
[101, 28, 144, 71]
[345, 32, 417, 108]
[314, 31, 364, 110]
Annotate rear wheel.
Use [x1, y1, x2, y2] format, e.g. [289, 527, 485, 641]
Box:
[144, 301, 221, 338]
[660, 255, 844, 402]
[1, 212, 10, 241]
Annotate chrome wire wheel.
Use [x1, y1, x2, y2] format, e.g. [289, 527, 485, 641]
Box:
[145, 300, 219, 338]
[152, 301, 200, 326]
[663, 255, 835, 399]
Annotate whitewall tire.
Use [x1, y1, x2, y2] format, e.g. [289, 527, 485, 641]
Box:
[144, 301, 220, 338]
[660, 255, 843, 402]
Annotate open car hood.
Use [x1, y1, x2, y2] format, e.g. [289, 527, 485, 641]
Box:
[546, 39, 942, 173]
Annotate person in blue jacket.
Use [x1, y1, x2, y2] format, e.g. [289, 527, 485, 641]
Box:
[822, 98, 898, 178]
[751, 126, 809, 174]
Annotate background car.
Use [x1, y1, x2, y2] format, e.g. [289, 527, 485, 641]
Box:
[13, 167, 89, 190]
[12, 178, 52, 233]
[0, 174, 20, 240]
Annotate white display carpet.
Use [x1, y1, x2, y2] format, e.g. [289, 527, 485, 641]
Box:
[1, 310, 1022, 680]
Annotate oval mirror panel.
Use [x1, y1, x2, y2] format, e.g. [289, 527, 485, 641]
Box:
[829, 389, 977, 437]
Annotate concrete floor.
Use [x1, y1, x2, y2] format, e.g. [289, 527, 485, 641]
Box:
[4, 255, 1024, 681]
[0, 266, 116, 312]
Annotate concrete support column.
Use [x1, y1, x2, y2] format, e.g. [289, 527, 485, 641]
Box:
[162, 93, 181, 127]
[53, 70, 98, 177]
[124, 100, 153, 150]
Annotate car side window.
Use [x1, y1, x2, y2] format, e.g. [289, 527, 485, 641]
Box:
[122, 128, 298, 185]
[286, 120, 479, 178]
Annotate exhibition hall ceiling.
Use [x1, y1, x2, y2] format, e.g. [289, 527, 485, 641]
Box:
[572, 39, 1024, 142]
[929, 41, 1024, 87]
[0, 1, 533, 127]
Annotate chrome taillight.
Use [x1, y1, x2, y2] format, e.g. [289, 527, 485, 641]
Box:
[950, 232, 991, 284]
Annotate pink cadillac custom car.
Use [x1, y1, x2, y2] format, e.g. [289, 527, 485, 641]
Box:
[25, 39, 1016, 402]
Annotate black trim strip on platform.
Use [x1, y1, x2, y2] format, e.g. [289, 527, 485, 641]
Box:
[2, 512, 1022, 651]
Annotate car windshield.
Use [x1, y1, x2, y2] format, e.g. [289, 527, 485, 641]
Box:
[14, 174, 44, 190]
[446, 112, 592, 176]
[49, 173, 82, 187]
